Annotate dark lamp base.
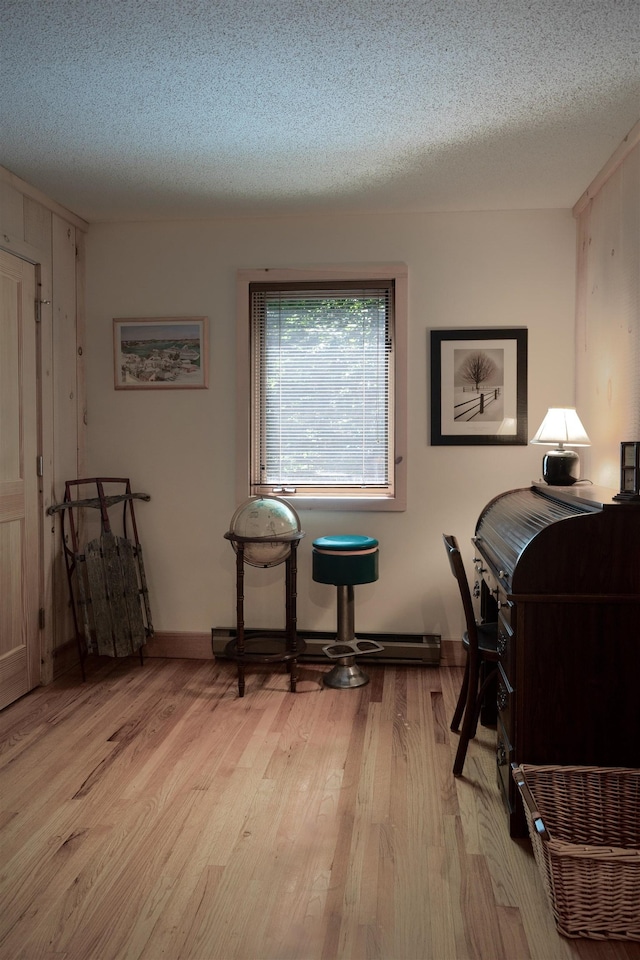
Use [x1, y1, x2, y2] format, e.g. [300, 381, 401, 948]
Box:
[542, 448, 580, 486]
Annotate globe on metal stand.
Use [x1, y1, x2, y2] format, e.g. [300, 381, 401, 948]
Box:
[224, 496, 305, 697]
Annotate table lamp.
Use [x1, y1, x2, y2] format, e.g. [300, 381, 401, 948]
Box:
[530, 408, 591, 485]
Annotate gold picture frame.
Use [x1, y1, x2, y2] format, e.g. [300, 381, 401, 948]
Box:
[113, 316, 208, 390]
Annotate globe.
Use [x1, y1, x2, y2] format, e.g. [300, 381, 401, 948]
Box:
[227, 496, 302, 567]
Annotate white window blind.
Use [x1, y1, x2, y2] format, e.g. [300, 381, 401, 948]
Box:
[250, 280, 394, 496]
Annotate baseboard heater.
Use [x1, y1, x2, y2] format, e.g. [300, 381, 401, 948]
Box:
[212, 628, 440, 665]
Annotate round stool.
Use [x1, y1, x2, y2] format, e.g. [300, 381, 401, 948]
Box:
[312, 535, 383, 688]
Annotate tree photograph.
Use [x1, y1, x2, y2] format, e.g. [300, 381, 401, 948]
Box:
[459, 351, 497, 391]
[453, 348, 504, 421]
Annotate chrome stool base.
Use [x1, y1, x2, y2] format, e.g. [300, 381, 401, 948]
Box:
[321, 638, 384, 689]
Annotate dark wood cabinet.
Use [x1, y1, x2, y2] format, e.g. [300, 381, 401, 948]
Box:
[473, 483, 640, 836]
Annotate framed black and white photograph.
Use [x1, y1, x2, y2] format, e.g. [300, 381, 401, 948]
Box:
[430, 328, 527, 445]
[113, 317, 208, 389]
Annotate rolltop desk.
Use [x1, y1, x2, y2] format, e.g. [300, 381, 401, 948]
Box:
[472, 483, 640, 837]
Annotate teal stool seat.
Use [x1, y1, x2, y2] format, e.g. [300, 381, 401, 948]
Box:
[312, 535, 379, 586]
[313, 535, 378, 551]
[312, 534, 381, 688]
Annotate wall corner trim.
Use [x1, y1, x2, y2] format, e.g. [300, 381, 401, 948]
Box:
[573, 119, 640, 218]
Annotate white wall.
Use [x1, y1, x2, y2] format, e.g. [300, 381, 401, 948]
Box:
[85, 209, 575, 646]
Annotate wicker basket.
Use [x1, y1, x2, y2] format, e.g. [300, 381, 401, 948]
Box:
[512, 764, 640, 940]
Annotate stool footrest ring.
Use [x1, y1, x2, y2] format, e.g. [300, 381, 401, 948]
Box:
[322, 638, 384, 660]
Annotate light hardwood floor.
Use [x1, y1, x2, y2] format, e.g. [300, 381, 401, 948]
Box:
[1, 656, 638, 960]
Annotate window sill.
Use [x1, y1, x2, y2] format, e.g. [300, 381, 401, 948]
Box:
[281, 496, 406, 513]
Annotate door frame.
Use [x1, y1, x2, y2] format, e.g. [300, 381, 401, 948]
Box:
[0, 196, 86, 686]
[0, 250, 43, 704]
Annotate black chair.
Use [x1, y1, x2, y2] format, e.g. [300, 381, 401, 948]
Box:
[443, 534, 499, 776]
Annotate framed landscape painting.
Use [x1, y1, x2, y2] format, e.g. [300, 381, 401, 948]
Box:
[113, 317, 208, 389]
[430, 327, 527, 445]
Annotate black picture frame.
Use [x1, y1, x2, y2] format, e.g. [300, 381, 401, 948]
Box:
[430, 327, 528, 445]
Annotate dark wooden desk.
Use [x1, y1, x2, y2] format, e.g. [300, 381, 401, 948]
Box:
[473, 483, 640, 836]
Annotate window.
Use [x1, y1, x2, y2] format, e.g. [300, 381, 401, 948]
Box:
[236, 265, 407, 511]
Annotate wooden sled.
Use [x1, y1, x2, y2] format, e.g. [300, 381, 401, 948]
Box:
[48, 478, 154, 678]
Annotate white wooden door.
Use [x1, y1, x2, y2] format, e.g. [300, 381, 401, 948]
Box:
[0, 250, 40, 709]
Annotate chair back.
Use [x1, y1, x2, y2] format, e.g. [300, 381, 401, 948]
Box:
[442, 534, 478, 648]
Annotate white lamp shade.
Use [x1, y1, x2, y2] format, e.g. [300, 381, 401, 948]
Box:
[530, 408, 591, 447]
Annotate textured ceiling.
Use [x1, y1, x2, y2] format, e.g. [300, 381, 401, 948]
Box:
[1, 0, 639, 223]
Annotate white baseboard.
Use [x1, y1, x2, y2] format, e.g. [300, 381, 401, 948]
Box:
[144, 631, 463, 667]
[144, 632, 213, 659]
